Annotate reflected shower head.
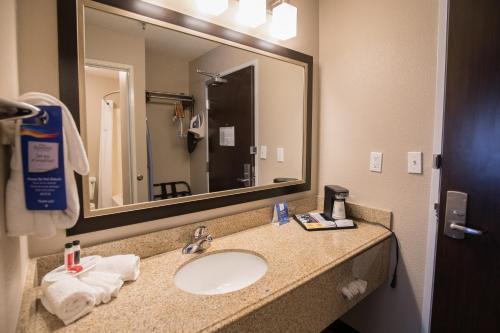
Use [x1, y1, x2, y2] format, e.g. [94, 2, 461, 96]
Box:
[196, 69, 228, 87]
[206, 76, 228, 87]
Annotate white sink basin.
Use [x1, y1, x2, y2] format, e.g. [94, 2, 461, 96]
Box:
[174, 251, 268, 295]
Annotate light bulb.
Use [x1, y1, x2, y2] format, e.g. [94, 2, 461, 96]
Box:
[237, 0, 267, 28]
[270, 2, 297, 40]
[195, 0, 228, 16]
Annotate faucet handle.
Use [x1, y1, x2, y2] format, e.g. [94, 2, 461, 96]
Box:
[193, 226, 208, 240]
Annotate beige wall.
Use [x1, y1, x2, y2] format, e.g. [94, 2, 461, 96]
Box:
[19, 0, 319, 260]
[145, 50, 191, 188]
[189, 45, 304, 191]
[318, 0, 438, 332]
[0, 1, 29, 332]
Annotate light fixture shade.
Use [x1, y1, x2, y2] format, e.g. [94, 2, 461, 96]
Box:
[195, 0, 228, 16]
[237, 0, 267, 28]
[271, 2, 297, 40]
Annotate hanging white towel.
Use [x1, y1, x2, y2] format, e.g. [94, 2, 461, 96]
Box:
[5, 92, 89, 238]
[98, 100, 114, 209]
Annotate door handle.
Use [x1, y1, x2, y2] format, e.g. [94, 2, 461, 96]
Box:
[237, 178, 250, 183]
[450, 223, 483, 236]
[443, 191, 484, 239]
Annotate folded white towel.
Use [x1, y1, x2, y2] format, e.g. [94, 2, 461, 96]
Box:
[41, 277, 95, 325]
[78, 271, 123, 305]
[6, 92, 89, 238]
[93, 255, 140, 281]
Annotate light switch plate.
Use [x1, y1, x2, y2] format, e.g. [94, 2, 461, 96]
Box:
[277, 147, 284, 162]
[369, 152, 383, 173]
[408, 152, 423, 174]
[260, 145, 267, 159]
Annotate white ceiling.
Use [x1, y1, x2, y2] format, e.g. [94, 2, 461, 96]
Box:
[85, 8, 221, 62]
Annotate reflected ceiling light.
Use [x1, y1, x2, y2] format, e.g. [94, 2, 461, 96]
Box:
[195, 0, 228, 16]
[237, 0, 267, 28]
[270, 1, 297, 40]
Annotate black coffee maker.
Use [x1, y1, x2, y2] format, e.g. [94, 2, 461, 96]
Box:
[322, 185, 349, 221]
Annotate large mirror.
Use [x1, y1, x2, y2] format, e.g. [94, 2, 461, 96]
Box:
[82, 4, 307, 213]
[58, 0, 312, 234]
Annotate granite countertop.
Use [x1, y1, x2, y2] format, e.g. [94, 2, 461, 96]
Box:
[19, 219, 391, 332]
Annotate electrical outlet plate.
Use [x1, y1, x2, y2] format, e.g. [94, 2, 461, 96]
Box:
[408, 152, 423, 174]
[260, 145, 267, 159]
[277, 147, 284, 162]
[369, 152, 383, 173]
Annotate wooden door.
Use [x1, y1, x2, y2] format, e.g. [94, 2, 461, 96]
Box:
[431, 0, 500, 331]
[207, 66, 255, 192]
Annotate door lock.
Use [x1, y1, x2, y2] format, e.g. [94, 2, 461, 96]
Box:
[443, 191, 483, 239]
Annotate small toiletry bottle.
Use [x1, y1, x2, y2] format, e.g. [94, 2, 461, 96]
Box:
[72, 240, 81, 265]
[64, 243, 74, 270]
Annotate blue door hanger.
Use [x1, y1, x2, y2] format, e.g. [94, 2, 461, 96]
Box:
[21, 106, 67, 210]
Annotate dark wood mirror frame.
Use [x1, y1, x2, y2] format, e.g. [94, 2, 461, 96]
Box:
[58, 0, 313, 236]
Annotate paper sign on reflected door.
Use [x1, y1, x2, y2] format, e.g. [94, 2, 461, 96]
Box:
[219, 126, 235, 146]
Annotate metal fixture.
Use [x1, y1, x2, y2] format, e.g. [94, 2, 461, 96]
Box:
[145, 91, 194, 104]
[182, 226, 214, 254]
[450, 223, 483, 236]
[443, 191, 484, 239]
[0, 97, 40, 121]
[237, 163, 252, 187]
[433, 154, 442, 169]
[196, 69, 228, 87]
[102, 90, 120, 100]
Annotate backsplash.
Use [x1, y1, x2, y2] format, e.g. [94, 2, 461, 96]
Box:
[316, 197, 392, 229]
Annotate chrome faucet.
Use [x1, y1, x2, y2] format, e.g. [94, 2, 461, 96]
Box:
[182, 226, 213, 254]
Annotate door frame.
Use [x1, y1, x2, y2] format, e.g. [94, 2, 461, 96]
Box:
[421, 0, 449, 331]
[204, 60, 259, 190]
[83, 59, 138, 209]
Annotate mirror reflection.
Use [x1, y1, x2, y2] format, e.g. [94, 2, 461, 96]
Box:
[83, 8, 306, 211]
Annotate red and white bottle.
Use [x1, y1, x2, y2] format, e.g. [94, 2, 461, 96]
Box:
[64, 243, 74, 270]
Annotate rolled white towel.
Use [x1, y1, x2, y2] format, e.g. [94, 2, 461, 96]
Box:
[41, 277, 95, 325]
[78, 271, 123, 305]
[93, 255, 140, 281]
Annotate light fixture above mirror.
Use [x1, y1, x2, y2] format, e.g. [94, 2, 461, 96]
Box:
[144, 0, 298, 40]
[195, 0, 228, 16]
[271, 1, 297, 40]
[237, 0, 267, 28]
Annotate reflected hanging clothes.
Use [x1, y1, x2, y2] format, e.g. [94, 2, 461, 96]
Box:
[98, 100, 114, 209]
